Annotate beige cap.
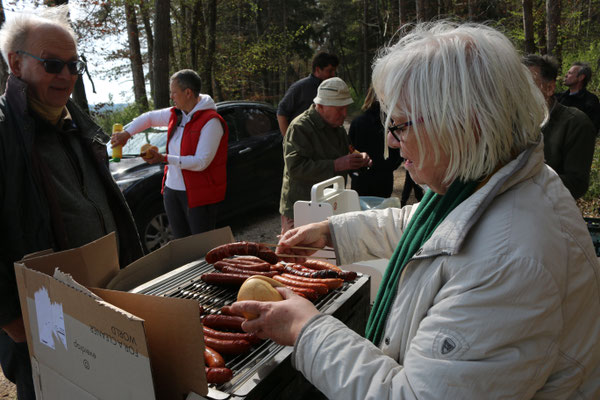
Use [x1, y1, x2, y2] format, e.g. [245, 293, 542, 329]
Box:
[313, 77, 354, 107]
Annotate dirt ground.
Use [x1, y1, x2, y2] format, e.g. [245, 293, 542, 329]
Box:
[0, 168, 413, 399]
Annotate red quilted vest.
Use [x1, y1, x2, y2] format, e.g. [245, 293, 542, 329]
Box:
[162, 107, 229, 207]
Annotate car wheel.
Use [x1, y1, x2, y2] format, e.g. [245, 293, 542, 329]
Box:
[135, 201, 174, 253]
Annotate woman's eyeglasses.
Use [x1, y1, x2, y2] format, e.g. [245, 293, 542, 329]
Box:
[388, 119, 414, 142]
[17, 50, 86, 75]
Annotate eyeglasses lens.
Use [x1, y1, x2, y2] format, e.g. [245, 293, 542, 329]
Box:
[44, 60, 85, 75]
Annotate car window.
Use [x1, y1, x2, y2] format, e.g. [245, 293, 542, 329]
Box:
[219, 109, 239, 143]
[242, 107, 278, 138]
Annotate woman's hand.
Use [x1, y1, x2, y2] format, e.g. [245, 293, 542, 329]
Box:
[276, 220, 332, 263]
[231, 288, 319, 346]
[143, 148, 167, 164]
[110, 130, 131, 148]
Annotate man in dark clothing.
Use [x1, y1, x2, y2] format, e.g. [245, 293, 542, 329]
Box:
[0, 6, 143, 399]
[524, 55, 596, 199]
[277, 52, 339, 136]
[556, 61, 600, 134]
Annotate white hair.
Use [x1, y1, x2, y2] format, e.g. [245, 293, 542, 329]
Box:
[0, 5, 76, 71]
[372, 22, 547, 183]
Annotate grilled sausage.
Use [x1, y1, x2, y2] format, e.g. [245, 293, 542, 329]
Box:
[272, 275, 328, 295]
[220, 266, 278, 277]
[281, 273, 343, 290]
[201, 272, 248, 286]
[214, 261, 271, 272]
[203, 326, 261, 345]
[205, 242, 278, 264]
[302, 259, 341, 272]
[205, 367, 233, 384]
[204, 336, 252, 355]
[286, 286, 319, 301]
[223, 257, 271, 268]
[204, 346, 225, 368]
[202, 314, 245, 331]
[279, 264, 340, 279]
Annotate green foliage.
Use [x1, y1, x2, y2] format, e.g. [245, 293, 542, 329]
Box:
[92, 103, 149, 135]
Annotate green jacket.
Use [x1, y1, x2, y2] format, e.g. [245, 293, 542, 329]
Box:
[279, 105, 350, 218]
[542, 100, 596, 199]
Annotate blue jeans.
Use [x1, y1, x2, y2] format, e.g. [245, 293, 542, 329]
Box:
[163, 186, 218, 238]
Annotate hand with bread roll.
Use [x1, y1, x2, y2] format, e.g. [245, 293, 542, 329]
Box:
[231, 279, 319, 346]
[139, 143, 166, 164]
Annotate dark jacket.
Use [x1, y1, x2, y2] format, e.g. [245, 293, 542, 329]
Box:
[277, 74, 322, 123]
[0, 75, 143, 326]
[542, 100, 596, 199]
[348, 103, 402, 197]
[556, 88, 600, 134]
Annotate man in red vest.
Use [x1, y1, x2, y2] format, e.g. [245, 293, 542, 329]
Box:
[112, 69, 229, 238]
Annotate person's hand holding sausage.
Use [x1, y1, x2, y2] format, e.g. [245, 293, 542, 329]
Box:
[231, 287, 320, 346]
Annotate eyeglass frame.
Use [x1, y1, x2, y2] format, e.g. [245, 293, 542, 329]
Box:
[388, 119, 414, 142]
[16, 50, 86, 75]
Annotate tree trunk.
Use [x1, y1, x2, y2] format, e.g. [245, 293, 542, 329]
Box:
[190, 0, 203, 71]
[140, 1, 155, 99]
[362, 0, 369, 94]
[522, 0, 535, 54]
[125, 1, 149, 110]
[546, 0, 561, 58]
[153, 0, 171, 108]
[416, 0, 426, 22]
[203, 0, 217, 98]
[0, 3, 8, 94]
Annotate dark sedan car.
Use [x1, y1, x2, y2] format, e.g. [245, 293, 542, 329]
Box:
[109, 101, 283, 253]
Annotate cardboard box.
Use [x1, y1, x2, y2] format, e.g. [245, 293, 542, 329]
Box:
[14, 227, 235, 400]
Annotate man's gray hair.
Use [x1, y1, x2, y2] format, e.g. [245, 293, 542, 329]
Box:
[372, 22, 546, 184]
[170, 69, 202, 96]
[0, 5, 76, 71]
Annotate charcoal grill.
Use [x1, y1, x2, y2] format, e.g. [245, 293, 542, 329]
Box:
[130, 259, 370, 400]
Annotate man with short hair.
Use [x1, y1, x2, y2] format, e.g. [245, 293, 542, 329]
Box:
[279, 77, 371, 233]
[556, 61, 600, 133]
[524, 54, 596, 199]
[277, 52, 339, 136]
[0, 6, 142, 399]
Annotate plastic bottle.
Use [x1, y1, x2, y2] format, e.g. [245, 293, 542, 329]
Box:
[112, 123, 123, 162]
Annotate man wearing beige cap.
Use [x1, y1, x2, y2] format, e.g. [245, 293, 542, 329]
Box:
[279, 77, 371, 233]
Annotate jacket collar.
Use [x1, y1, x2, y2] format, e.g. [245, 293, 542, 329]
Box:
[418, 139, 544, 257]
[307, 103, 334, 131]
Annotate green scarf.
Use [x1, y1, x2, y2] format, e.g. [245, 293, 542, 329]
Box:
[365, 179, 479, 345]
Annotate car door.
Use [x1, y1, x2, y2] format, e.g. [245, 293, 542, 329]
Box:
[218, 104, 283, 220]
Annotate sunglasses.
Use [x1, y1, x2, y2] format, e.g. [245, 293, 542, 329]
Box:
[17, 50, 86, 75]
[388, 119, 414, 142]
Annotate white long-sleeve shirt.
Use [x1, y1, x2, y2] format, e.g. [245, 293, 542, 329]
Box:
[124, 95, 224, 190]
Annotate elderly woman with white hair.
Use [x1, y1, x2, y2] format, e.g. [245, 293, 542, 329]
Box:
[231, 22, 600, 399]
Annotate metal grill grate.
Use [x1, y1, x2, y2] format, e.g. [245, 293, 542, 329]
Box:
[133, 259, 367, 398]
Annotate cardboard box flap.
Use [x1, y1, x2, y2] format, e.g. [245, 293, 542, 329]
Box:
[14, 264, 156, 400]
[106, 226, 234, 291]
[18, 233, 120, 288]
[90, 287, 208, 398]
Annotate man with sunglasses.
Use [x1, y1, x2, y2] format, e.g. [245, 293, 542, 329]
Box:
[0, 7, 142, 399]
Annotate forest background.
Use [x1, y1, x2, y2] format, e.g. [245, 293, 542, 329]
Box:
[0, 0, 598, 215]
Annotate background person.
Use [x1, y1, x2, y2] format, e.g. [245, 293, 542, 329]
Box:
[523, 54, 596, 199]
[279, 77, 371, 234]
[233, 22, 600, 399]
[277, 52, 339, 136]
[348, 86, 402, 198]
[0, 6, 143, 399]
[557, 61, 600, 133]
[112, 69, 229, 239]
